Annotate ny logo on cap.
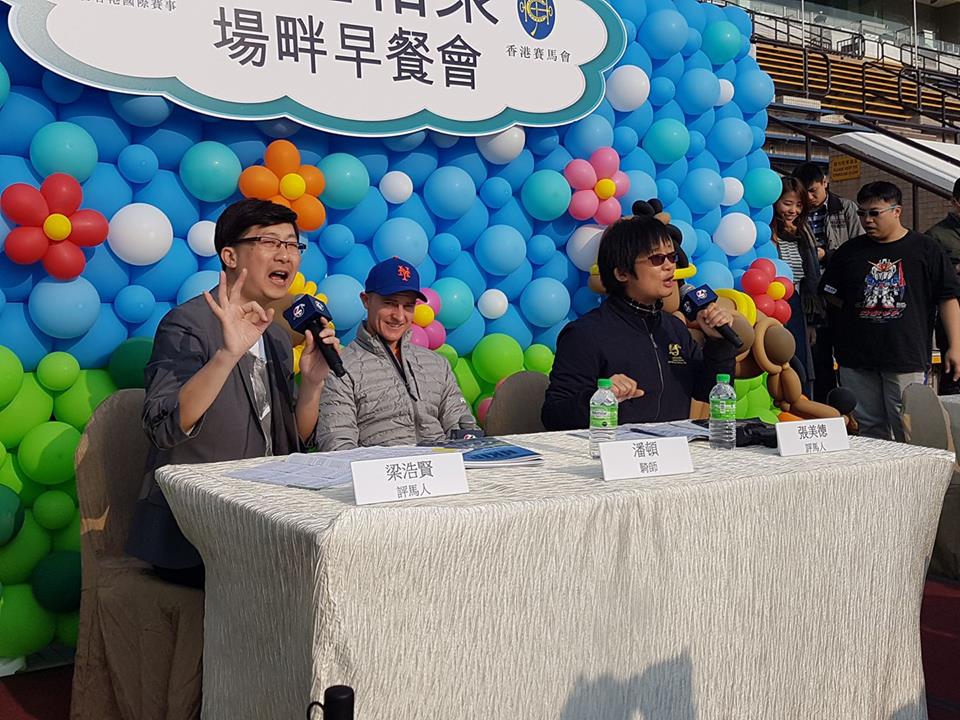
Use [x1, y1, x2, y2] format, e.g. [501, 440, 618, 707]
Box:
[397, 265, 411, 282]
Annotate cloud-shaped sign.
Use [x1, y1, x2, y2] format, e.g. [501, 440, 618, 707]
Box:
[4, 0, 626, 136]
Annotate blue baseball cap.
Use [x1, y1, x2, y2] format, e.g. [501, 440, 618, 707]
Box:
[364, 257, 427, 302]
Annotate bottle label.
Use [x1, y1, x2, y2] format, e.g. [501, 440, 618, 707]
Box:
[590, 405, 618, 429]
[710, 397, 736, 421]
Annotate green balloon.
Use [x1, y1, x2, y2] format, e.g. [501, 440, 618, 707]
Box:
[31, 550, 80, 614]
[735, 397, 749, 420]
[0, 454, 47, 507]
[56, 610, 79, 648]
[0, 62, 10, 108]
[520, 170, 572, 222]
[107, 337, 154, 389]
[0, 583, 56, 658]
[0, 485, 24, 546]
[0, 345, 24, 408]
[0, 374, 53, 450]
[53, 370, 117, 431]
[0, 440, 6, 467]
[318, 153, 370, 210]
[702, 21, 742, 65]
[32, 491, 75, 532]
[434, 343, 458, 369]
[52, 511, 80, 553]
[523, 344, 555, 374]
[0, 511, 51, 585]
[759, 409, 781, 424]
[452, 357, 481, 405]
[17, 422, 81, 486]
[36, 352, 80, 393]
[471, 334, 524, 385]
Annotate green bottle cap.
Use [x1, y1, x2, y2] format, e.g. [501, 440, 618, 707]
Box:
[717, 374, 730, 384]
[598, 378, 612, 389]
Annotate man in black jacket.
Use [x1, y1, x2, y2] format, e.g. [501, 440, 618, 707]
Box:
[541, 214, 737, 430]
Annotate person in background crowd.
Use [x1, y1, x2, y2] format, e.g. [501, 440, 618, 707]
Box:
[793, 162, 864, 402]
[315, 257, 478, 451]
[770, 177, 823, 397]
[926, 178, 960, 394]
[819, 181, 960, 441]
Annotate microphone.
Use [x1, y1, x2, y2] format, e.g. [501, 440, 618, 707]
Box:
[826, 387, 857, 415]
[679, 283, 743, 349]
[283, 294, 347, 378]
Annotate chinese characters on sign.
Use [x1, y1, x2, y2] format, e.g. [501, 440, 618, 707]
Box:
[600, 437, 693, 481]
[81, 0, 178, 11]
[352, 451, 468, 504]
[775, 417, 849, 457]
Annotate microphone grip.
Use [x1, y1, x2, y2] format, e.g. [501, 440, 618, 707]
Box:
[307, 321, 347, 378]
[716, 322, 743, 349]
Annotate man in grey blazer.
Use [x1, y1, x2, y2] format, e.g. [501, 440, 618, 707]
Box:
[126, 199, 339, 587]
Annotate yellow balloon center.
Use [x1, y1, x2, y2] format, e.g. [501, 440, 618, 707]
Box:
[768, 281, 786, 301]
[43, 213, 72, 242]
[414, 303, 435, 328]
[279, 173, 307, 201]
[594, 178, 617, 201]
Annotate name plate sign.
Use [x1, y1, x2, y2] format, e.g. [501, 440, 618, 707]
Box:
[776, 417, 849, 457]
[352, 452, 468, 505]
[598, 436, 693, 481]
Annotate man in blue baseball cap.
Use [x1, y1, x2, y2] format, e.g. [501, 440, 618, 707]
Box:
[314, 257, 478, 450]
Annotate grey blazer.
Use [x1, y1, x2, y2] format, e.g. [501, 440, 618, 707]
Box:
[126, 294, 301, 569]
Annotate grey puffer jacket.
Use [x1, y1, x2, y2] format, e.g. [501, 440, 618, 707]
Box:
[314, 322, 478, 451]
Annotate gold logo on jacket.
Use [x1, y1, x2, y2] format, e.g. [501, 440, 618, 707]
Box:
[667, 343, 686, 364]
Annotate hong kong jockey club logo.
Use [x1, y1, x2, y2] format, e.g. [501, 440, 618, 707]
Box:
[293, 304, 305, 319]
[397, 265, 412, 282]
[518, 0, 556, 40]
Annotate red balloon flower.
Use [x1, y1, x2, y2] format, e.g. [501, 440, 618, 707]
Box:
[1, 173, 108, 280]
[741, 258, 794, 325]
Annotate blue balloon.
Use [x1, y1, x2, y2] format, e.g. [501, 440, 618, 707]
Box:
[751, 126, 765, 151]
[117, 144, 159, 185]
[613, 126, 639, 156]
[424, 166, 476, 220]
[520, 277, 571, 327]
[687, 130, 706, 158]
[572, 286, 602, 316]
[372, 217, 429, 265]
[383, 132, 426, 153]
[673, 219, 698, 257]
[729, 249, 757, 271]
[318, 224, 355, 259]
[442, 145, 488, 188]
[716, 60, 737, 82]
[621, 19, 638, 43]
[59, 96, 132, 164]
[617, 103, 654, 139]
[114, 285, 156, 324]
[621, 170, 658, 211]
[439, 252, 486, 299]
[676, 68, 721, 115]
[652, 100, 685, 123]
[198, 254, 223, 272]
[656, 178, 680, 205]
[204, 121, 268, 168]
[731, 268, 745, 291]
[720, 157, 749, 180]
[723, 4, 753, 37]
[429, 233, 461, 266]
[610, 0, 648, 29]
[0, 88, 55, 157]
[0, 288, 5, 316]
[479, 177, 513, 209]
[30, 121, 98, 182]
[527, 234, 556, 266]
[534, 146, 573, 174]
[687, 108, 716, 136]
[534, 253, 581, 293]
[532, 315, 572, 352]
[657, 156, 688, 185]
[563, 114, 614, 159]
[754, 205, 774, 224]
[526, 128, 559, 156]
[695, 244, 727, 268]
[81, 244, 129, 302]
[707, 117, 753, 163]
[298, 242, 328, 281]
[438, 198, 488, 249]
[56, 304, 128, 367]
[715, 102, 744, 122]
[649, 77, 675, 106]
[81, 163, 133, 220]
[755, 241, 779, 260]
[317, 274, 365, 328]
[683, 29, 703, 58]
[725, 199, 750, 216]
[487, 259, 533, 301]
[417, 255, 437, 287]
[754, 222, 772, 246]
[176, 270, 220, 305]
[490, 149, 535, 193]
[293, 129, 331, 161]
[621, 146, 657, 176]
[693, 207, 722, 234]
[0, 302, 51, 370]
[389, 193, 436, 239]
[681, 167, 724, 214]
[28, 276, 101, 339]
[693, 228, 713, 256]
[475, 225, 526, 276]
[592, 100, 617, 129]
[692, 260, 734, 290]
[534, 216, 578, 249]
[745, 110, 769, 130]
[746, 149, 771, 170]
[736, 54, 761, 75]
[639, 10, 689, 59]
[0, 154, 39, 192]
[618, 41, 654, 76]
[772, 259, 795, 283]
[650, 53, 685, 84]
[109, 93, 171, 127]
[684, 50, 711, 73]
[330, 244, 376, 281]
[0, 22, 43, 85]
[339, 139, 387, 185]
[735, 70, 775, 114]
[485, 305, 533, 349]
[390, 144, 438, 189]
[665, 198, 693, 224]
[130, 238, 198, 301]
[134, 170, 199, 238]
[327, 187, 389, 243]
[445, 308, 485, 355]
[134, 111, 202, 169]
[130, 301, 172, 339]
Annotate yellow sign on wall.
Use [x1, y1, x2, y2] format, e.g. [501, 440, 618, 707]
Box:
[830, 155, 861, 182]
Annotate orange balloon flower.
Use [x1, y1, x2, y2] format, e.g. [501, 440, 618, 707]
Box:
[238, 139, 327, 231]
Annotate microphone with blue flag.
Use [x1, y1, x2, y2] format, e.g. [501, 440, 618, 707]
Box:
[679, 283, 743, 349]
[283, 294, 347, 378]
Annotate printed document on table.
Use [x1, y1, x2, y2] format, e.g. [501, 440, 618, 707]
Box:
[569, 421, 709, 442]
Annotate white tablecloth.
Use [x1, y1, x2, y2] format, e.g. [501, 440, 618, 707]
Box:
[157, 433, 952, 720]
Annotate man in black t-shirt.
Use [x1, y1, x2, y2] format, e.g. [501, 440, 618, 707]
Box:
[819, 182, 960, 441]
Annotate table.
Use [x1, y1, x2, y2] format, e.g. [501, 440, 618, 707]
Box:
[157, 433, 951, 720]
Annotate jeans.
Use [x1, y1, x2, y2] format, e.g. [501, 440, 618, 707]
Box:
[838, 367, 927, 442]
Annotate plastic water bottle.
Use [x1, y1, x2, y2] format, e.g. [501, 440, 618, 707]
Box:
[709, 373, 737, 450]
[589, 378, 618, 459]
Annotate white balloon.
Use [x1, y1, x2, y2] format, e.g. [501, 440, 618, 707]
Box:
[605, 65, 651, 112]
[108, 203, 174, 266]
[713, 212, 757, 256]
[475, 127, 526, 165]
[717, 79, 735, 107]
[477, 289, 509, 319]
[565, 224, 604, 272]
[186, 220, 217, 257]
[379, 171, 414, 205]
[721, 177, 744, 206]
[430, 131, 460, 149]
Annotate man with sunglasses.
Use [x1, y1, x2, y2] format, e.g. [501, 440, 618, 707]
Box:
[819, 181, 960, 441]
[542, 213, 737, 431]
[127, 198, 340, 587]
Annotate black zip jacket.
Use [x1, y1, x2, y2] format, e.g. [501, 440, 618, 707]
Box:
[541, 295, 737, 431]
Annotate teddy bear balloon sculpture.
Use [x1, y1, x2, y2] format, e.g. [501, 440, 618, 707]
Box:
[588, 199, 856, 430]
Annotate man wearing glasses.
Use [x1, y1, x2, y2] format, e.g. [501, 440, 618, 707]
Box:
[127, 198, 340, 587]
[819, 181, 960, 441]
[541, 212, 737, 431]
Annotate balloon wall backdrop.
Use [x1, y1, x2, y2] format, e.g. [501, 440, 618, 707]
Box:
[0, 0, 776, 659]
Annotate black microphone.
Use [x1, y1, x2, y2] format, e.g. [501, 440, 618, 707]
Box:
[283, 294, 346, 378]
[679, 283, 743, 349]
[826, 387, 857, 415]
[307, 685, 354, 720]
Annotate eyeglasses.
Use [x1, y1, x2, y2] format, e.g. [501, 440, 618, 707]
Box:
[639, 251, 679, 267]
[856, 205, 900, 218]
[231, 236, 307, 254]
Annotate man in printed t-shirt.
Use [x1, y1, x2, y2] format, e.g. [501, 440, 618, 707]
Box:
[819, 181, 960, 441]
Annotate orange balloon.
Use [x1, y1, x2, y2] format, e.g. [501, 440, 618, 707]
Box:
[299, 165, 326, 196]
[265, 140, 301, 178]
[239, 166, 279, 199]
[778, 411, 803, 422]
[292, 194, 326, 231]
[269, 194, 292, 208]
